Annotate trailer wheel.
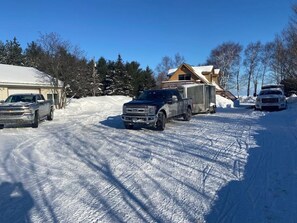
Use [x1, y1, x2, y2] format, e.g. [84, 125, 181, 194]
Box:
[183, 107, 192, 121]
[156, 112, 166, 131]
[210, 105, 216, 114]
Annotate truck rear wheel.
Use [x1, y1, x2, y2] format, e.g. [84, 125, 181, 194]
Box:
[32, 111, 39, 128]
[183, 107, 192, 121]
[156, 112, 166, 131]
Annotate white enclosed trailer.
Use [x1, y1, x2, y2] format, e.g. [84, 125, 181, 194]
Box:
[177, 84, 216, 114]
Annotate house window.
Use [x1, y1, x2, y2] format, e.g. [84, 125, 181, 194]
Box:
[178, 74, 191, 80]
[47, 94, 59, 106]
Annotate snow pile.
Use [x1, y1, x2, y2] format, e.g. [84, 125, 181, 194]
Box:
[57, 95, 131, 116]
[238, 96, 256, 104]
[287, 94, 297, 103]
[216, 95, 234, 108]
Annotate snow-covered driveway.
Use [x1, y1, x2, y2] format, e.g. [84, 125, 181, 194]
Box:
[0, 96, 296, 222]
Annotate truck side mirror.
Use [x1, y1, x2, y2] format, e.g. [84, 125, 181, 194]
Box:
[0, 100, 4, 103]
[172, 95, 178, 103]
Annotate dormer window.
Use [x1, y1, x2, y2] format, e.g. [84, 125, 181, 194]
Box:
[178, 74, 191, 80]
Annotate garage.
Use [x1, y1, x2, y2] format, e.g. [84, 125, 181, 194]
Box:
[8, 88, 40, 95]
[0, 64, 63, 107]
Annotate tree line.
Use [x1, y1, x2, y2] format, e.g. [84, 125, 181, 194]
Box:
[156, 3, 297, 97]
[0, 33, 156, 107]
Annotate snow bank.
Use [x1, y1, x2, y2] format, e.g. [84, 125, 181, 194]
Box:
[59, 95, 235, 114]
[56, 96, 131, 116]
[287, 94, 297, 103]
[238, 96, 256, 104]
[216, 95, 234, 108]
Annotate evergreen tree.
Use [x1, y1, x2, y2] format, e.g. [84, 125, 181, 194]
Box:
[112, 55, 133, 96]
[126, 61, 143, 96]
[0, 40, 6, 64]
[142, 66, 156, 90]
[5, 37, 24, 65]
[96, 57, 108, 95]
[104, 60, 116, 95]
[24, 41, 43, 68]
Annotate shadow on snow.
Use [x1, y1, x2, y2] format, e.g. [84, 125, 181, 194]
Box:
[0, 182, 34, 223]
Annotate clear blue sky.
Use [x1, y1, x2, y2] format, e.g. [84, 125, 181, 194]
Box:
[0, 0, 295, 70]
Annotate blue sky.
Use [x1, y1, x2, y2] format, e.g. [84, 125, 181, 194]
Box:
[0, 0, 295, 70]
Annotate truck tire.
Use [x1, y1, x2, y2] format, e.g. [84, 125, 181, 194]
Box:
[156, 112, 166, 131]
[124, 123, 134, 129]
[183, 107, 192, 121]
[32, 111, 39, 128]
[47, 108, 54, 121]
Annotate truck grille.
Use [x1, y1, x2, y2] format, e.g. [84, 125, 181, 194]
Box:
[126, 108, 146, 113]
[0, 107, 27, 116]
[125, 106, 148, 115]
[262, 98, 278, 103]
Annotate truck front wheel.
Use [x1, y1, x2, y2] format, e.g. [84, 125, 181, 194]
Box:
[32, 111, 39, 128]
[47, 108, 54, 121]
[124, 123, 134, 129]
[156, 112, 166, 131]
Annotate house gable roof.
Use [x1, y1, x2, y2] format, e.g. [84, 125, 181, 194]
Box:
[0, 64, 63, 87]
[168, 63, 213, 84]
[167, 63, 225, 91]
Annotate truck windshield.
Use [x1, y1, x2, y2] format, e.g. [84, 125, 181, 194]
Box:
[5, 95, 35, 103]
[259, 90, 282, 95]
[138, 91, 168, 101]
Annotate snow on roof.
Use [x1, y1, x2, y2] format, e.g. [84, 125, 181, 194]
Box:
[168, 68, 177, 76]
[192, 65, 213, 83]
[0, 64, 63, 87]
[214, 69, 220, 75]
[211, 81, 223, 91]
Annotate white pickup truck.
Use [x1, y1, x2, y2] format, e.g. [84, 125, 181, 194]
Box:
[255, 86, 287, 110]
[0, 93, 54, 129]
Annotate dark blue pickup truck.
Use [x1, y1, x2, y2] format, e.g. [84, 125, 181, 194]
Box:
[122, 89, 192, 130]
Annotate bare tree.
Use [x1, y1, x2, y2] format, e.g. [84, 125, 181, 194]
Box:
[243, 41, 262, 96]
[260, 42, 274, 86]
[155, 53, 185, 88]
[37, 32, 85, 108]
[206, 42, 242, 90]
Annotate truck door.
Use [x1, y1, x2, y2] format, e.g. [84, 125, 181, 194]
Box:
[36, 94, 47, 118]
[166, 91, 177, 118]
[173, 91, 184, 115]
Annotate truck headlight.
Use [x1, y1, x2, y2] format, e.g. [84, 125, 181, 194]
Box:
[122, 105, 127, 114]
[147, 106, 156, 115]
[23, 108, 34, 115]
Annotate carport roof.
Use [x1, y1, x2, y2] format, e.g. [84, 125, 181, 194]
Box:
[0, 64, 63, 87]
